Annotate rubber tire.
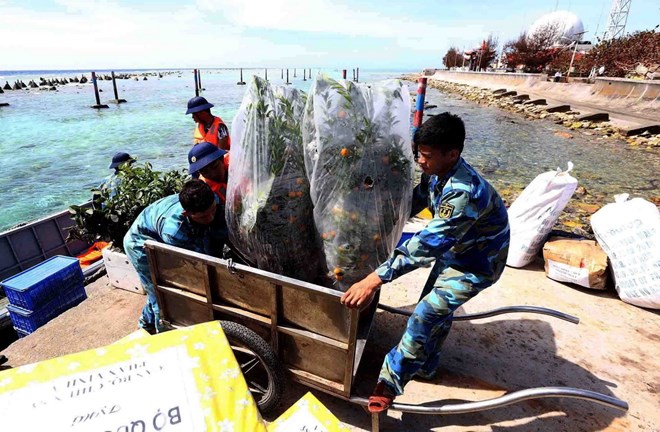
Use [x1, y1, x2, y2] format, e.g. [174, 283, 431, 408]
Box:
[219, 321, 285, 415]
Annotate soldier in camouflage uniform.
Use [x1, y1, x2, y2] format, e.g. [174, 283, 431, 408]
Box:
[341, 112, 510, 412]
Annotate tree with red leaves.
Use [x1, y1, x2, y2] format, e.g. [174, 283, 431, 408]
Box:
[582, 29, 660, 78]
[503, 23, 563, 72]
[442, 47, 462, 69]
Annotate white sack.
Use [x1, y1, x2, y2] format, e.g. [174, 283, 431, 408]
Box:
[591, 194, 660, 309]
[506, 162, 578, 268]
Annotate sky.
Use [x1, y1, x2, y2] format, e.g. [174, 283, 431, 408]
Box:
[1, 0, 658, 71]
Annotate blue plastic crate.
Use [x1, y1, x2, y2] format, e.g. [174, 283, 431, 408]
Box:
[7, 285, 87, 334]
[14, 327, 29, 338]
[1, 256, 83, 311]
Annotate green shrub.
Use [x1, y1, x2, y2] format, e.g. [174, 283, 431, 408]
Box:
[68, 162, 189, 252]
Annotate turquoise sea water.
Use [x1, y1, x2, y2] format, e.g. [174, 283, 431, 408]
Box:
[1, 68, 658, 232]
[0, 68, 411, 231]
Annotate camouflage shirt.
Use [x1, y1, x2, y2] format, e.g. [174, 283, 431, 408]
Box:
[376, 157, 510, 287]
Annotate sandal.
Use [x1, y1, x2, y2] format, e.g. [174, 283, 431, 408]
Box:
[367, 381, 395, 413]
[368, 395, 394, 413]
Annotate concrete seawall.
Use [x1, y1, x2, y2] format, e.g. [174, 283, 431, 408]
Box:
[429, 71, 660, 121]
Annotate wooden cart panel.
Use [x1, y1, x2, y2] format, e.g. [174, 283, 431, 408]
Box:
[145, 241, 376, 398]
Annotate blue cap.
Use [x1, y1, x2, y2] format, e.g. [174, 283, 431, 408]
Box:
[109, 152, 135, 169]
[188, 142, 226, 174]
[186, 96, 214, 115]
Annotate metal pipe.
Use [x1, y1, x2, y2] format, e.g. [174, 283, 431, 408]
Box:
[349, 387, 628, 414]
[377, 304, 579, 324]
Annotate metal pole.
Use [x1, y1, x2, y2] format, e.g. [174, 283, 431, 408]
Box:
[567, 41, 579, 79]
[92, 72, 102, 105]
[90, 72, 108, 109]
[412, 77, 427, 158]
[193, 69, 199, 97]
[111, 71, 119, 100]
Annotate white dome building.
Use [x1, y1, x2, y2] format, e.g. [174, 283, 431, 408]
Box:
[528, 10, 585, 45]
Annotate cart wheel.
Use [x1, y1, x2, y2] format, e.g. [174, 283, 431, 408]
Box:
[219, 321, 284, 415]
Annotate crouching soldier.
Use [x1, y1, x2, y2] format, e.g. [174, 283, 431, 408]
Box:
[124, 179, 228, 333]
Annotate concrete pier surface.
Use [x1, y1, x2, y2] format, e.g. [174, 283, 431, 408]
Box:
[1, 259, 657, 431]
[427, 71, 660, 129]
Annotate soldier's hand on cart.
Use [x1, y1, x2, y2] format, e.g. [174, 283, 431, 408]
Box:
[340, 272, 383, 309]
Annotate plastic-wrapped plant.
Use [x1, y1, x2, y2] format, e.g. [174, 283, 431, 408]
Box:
[303, 74, 413, 290]
[227, 76, 322, 281]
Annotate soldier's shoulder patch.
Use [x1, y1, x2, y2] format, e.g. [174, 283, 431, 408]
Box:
[438, 203, 455, 218]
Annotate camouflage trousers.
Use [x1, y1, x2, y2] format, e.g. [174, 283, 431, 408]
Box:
[379, 265, 492, 396]
[123, 236, 166, 333]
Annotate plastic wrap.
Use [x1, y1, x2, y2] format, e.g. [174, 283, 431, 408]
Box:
[302, 74, 413, 290]
[227, 76, 322, 281]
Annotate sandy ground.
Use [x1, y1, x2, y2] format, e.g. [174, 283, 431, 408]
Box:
[1, 258, 658, 431]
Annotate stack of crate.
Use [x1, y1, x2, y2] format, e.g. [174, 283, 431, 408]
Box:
[1, 256, 86, 337]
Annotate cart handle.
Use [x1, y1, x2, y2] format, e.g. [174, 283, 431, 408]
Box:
[377, 304, 580, 324]
[349, 386, 628, 414]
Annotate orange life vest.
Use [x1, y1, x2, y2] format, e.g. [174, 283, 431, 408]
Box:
[200, 154, 230, 203]
[193, 116, 231, 150]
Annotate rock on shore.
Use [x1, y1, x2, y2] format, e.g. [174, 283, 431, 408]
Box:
[409, 76, 660, 150]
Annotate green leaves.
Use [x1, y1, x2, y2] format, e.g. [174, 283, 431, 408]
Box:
[67, 161, 189, 252]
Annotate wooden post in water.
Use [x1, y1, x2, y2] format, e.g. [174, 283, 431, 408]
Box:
[237, 68, 246, 85]
[90, 72, 109, 109]
[342, 69, 347, 79]
[281, 69, 284, 79]
[293, 68, 297, 78]
[412, 77, 428, 159]
[193, 69, 199, 96]
[109, 71, 127, 104]
[303, 69, 306, 81]
[356, 67, 359, 83]
[352, 69, 355, 81]
[265, 68, 268, 81]
[197, 69, 203, 92]
[309, 68, 311, 79]
[286, 69, 290, 85]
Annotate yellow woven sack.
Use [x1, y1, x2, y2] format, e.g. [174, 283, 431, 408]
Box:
[0, 322, 266, 432]
[268, 392, 349, 431]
